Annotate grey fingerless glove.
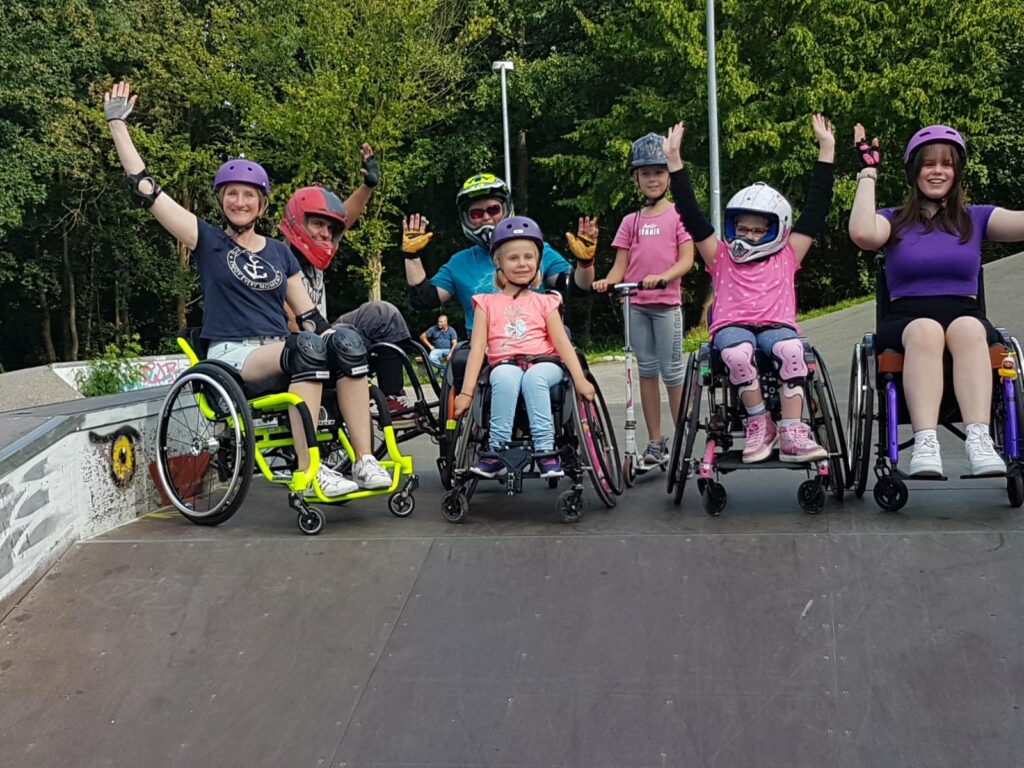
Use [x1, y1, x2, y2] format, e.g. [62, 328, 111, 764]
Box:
[104, 96, 134, 123]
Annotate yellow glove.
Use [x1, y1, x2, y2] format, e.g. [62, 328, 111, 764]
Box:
[565, 231, 596, 264]
[402, 215, 433, 255]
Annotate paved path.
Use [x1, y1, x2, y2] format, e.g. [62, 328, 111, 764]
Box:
[2, 254, 1023, 767]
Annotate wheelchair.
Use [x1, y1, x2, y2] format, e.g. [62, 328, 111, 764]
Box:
[440, 355, 623, 523]
[666, 338, 848, 515]
[153, 331, 419, 535]
[846, 259, 1024, 512]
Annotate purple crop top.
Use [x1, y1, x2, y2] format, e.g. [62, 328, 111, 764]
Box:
[879, 205, 995, 297]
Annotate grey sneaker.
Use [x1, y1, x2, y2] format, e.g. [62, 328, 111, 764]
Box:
[309, 465, 358, 498]
[641, 438, 667, 468]
[354, 454, 391, 490]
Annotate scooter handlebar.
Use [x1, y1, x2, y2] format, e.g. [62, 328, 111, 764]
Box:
[606, 280, 668, 293]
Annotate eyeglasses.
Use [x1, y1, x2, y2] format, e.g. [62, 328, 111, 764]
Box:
[467, 204, 504, 222]
[735, 225, 769, 238]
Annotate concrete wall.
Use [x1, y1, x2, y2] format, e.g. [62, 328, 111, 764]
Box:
[0, 399, 164, 608]
[51, 355, 190, 393]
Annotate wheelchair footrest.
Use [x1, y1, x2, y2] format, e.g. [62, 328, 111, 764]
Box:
[714, 451, 826, 472]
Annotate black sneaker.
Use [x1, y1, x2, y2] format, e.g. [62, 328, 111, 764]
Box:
[641, 439, 667, 468]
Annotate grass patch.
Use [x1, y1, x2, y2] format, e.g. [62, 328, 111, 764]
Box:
[797, 294, 873, 322]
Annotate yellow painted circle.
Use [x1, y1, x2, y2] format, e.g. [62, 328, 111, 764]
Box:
[112, 434, 135, 484]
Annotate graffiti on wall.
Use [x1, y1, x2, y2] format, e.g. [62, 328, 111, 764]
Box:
[89, 426, 141, 487]
[132, 359, 189, 390]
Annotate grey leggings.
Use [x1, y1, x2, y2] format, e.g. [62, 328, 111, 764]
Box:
[628, 303, 685, 386]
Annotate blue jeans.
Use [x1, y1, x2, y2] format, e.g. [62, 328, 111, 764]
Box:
[488, 361, 563, 452]
[428, 348, 450, 368]
[712, 324, 799, 358]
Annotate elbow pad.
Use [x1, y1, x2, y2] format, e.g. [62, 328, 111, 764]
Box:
[296, 308, 330, 335]
[669, 169, 716, 242]
[408, 279, 441, 311]
[792, 161, 834, 238]
[125, 169, 163, 210]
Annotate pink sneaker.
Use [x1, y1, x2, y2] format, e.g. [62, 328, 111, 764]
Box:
[778, 422, 828, 463]
[742, 413, 778, 463]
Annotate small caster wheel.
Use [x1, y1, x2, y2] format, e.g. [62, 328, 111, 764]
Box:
[388, 491, 415, 518]
[439, 464, 453, 491]
[873, 476, 908, 512]
[1007, 474, 1023, 508]
[557, 490, 584, 523]
[297, 507, 325, 535]
[547, 477, 560, 489]
[442, 490, 468, 523]
[623, 455, 637, 488]
[797, 480, 826, 514]
[701, 481, 727, 516]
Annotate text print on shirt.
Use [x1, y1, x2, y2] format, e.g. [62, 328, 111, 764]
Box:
[227, 246, 284, 291]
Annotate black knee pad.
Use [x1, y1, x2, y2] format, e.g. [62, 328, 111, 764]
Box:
[280, 332, 330, 383]
[327, 327, 370, 379]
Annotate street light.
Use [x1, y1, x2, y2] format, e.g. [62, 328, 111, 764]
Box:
[705, 0, 722, 234]
[492, 60, 515, 197]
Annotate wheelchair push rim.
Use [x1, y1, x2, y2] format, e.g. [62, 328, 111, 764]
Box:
[155, 366, 255, 525]
[574, 373, 624, 507]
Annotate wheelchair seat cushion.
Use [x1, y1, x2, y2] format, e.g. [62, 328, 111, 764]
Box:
[875, 295, 997, 354]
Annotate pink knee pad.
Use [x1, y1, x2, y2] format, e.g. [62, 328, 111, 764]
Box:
[721, 343, 757, 386]
[772, 338, 807, 380]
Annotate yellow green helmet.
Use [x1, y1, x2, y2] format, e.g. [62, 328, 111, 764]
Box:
[455, 173, 513, 247]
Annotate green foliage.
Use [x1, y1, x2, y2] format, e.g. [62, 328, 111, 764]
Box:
[76, 334, 145, 396]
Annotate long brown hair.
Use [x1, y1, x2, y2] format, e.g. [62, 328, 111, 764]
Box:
[889, 143, 973, 244]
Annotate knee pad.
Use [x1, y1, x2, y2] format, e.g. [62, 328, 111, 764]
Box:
[280, 332, 330, 383]
[780, 382, 804, 399]
[720, 343, 757, 386]
[772, 338, 807, 381]
[327, 327, 370, 378]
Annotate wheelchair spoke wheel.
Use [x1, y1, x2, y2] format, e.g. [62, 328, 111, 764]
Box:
[156, 366, 254, 526]
[574, 374, 623, 508]
[813, 349, 847, 501]
[669, 352, 701, 506]
[846, 344, 874, 498]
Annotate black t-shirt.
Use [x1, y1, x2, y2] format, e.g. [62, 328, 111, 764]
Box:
[194, 219, 300, 341]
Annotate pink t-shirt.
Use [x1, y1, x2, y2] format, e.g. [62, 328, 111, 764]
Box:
[708, 241, 800, 334]
[473, 291, 562, 364]
[611, 207, 692, 305]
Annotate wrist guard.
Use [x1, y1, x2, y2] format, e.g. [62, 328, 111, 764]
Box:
[854, 138, 881, 170]
[296, 308, 330, 335]
[125, 169, 162, 210]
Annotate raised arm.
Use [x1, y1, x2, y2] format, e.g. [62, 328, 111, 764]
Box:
[847, 123, 891, 251]
[565, 217, 598, 291]
[664, 121, 719, 266]
[402, 213, 452, 309]
[340, 143, 378, 228]
[103, 81, 198, 250]
[790, 114, 836, 264]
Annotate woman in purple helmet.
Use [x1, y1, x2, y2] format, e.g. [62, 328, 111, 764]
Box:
[849, 123, 1024, 478]
[102, 81, 391, 497]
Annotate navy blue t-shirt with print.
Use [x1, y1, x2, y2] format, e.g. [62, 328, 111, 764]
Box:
[193, 219, 300, 341]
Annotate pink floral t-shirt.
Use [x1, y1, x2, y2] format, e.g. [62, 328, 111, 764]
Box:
[611, 207, 692, 305]
[708, 241, 800, 334]
[473, 291, 562, 364]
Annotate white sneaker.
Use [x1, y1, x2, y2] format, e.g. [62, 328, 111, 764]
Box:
[908, 432, 943, 478]
[354, 454, 391, 489]
[965, 430, 1006, 476]
[310, 465, 358, 498]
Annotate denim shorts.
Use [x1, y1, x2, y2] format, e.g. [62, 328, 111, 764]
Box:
[207, 337, 285, 373]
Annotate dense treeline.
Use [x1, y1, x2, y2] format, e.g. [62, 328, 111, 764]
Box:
[1, 0, 1022, 370]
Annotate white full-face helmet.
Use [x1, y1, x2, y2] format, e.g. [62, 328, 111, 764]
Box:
[723, 182, 792, 263]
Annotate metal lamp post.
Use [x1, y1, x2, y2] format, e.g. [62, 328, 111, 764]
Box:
[492, 60, 515, 195]
[705, 0, 721, 233]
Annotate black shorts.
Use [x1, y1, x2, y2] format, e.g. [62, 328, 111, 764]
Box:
[876, 295, 997, 353]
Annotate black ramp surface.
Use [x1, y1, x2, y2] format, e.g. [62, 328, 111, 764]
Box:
[0, 538, 432, 767]
[333, 532, 1024, 768]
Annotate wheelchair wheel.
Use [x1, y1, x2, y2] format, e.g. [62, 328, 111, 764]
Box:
[442, 489, 468, 523]
[388, 490, 415, 517]
[873, 476, 908, 512]
[846, 343, 875, 498]
[700, 480, 727, 517]
[557, 489, 584, 523]
[668, 352, 701, 506]
[297, 506, 326, 535]
[573, 374, 624, 508]
[811, 349, 847, 501]
[1007, 475, 1024, 508]
[155, 364, 255, 526]
[437, 380, 457, 490]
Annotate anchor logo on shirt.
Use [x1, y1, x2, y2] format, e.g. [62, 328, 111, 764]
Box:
[227, 246, 283, 291]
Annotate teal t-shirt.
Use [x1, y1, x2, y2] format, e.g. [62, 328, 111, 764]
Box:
[430, 242, 570, 330]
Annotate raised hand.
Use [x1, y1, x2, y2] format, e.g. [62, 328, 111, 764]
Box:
[402, 213, 432, 254]
[104, 81, 137, 123]
[663, 121, 685, 168]
[811, 113, 835, 150]
[565, 216, 598, 264]
[853, 123, 881, 169]
[359, 143, 380, 188]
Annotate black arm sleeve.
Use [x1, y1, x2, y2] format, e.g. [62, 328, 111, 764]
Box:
[669, 169, 716, 243]
[407, 279, 442, 311]
[791, 161, 834, 238]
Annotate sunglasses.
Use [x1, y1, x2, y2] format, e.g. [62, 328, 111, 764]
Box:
[736, 225, 769, 238]
[467, 204, 504, 222]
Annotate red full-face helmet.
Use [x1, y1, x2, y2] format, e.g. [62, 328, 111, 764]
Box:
[279, 186, 349, 270]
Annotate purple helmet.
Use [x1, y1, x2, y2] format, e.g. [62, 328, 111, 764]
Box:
[488, 215, 544, 256]
[213, 159, 271, 197]
[903, 125, 966, 180]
